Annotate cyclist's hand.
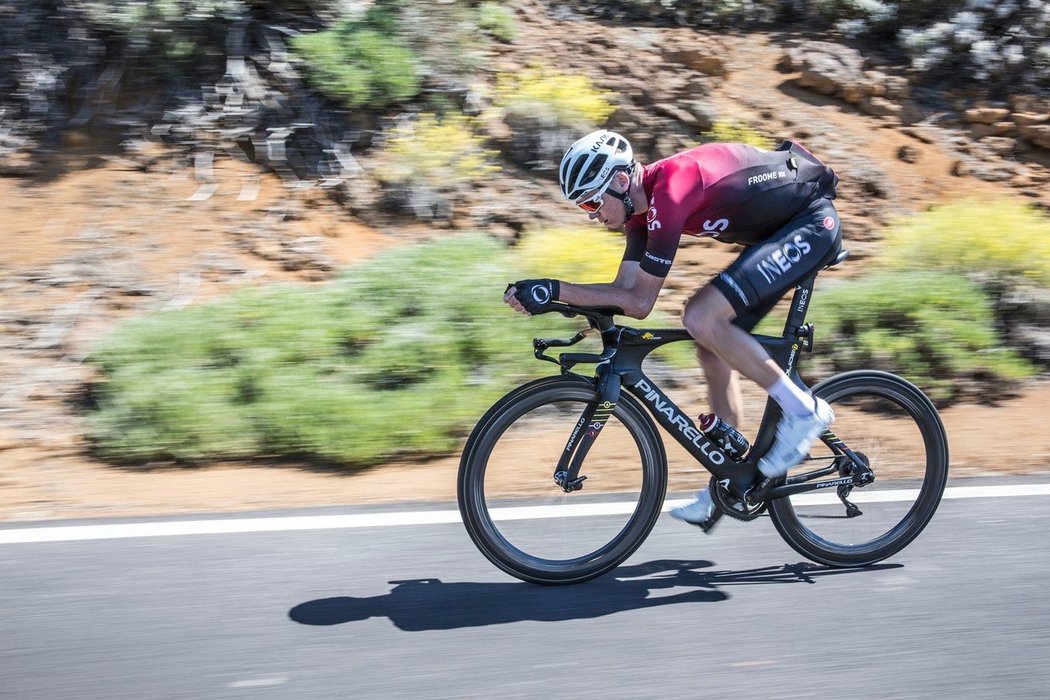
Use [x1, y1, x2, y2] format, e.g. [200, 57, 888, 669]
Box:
[506, 279, 560, 315]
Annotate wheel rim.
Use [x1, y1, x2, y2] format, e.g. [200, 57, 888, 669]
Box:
[778, 381, 945, 557]
[467, 388, 660, 576]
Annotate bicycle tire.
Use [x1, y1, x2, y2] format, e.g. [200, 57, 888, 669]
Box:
[768, 370, 949, 567]
[458, 376, 667, 585]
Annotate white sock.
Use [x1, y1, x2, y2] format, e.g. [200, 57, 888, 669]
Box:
[766, 376, 816, 417]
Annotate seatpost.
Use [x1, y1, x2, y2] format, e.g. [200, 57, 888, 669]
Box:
[783, 275, 817, 338]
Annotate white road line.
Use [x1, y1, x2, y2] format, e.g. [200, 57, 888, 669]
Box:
[1, 484, 1049, 545]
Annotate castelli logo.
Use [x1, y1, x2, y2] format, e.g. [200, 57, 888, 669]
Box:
[823, 216, 836, 230]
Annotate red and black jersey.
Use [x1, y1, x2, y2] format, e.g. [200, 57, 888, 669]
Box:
[623, 141, 838, 277]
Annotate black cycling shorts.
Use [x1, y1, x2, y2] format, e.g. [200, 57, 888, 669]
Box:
[711, 196, 842, 331]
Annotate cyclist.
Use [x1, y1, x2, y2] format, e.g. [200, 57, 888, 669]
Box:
[504, 130, 842, 528]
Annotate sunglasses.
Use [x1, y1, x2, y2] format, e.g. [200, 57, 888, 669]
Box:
[576, 191, 605, 213]
[575, 178, 616, 213]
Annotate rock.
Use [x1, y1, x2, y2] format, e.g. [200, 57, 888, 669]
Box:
[897, 145, 921, 164]
[971, 121, 1015, 138]
[1009, 95, 1050, 114]
[1012, 112, 1048, 127]
[654, 103, 703, 128]
[0, 151, 40, 177]
[797, 66, 842, 96]
[678, 101, 717, 131]
[981, 137, 1019, 156]
[883, 76, 911, 100]
[950, 160, 969, 177]
[970, 162, 1019, 182]
[901, 126, 936, 144]
[662, 49, 727, 76]
[899, 101, 927, 126]
[1011, 325, 1050, 364]
[862, 71, 887, 97]
[790, 42, 870, 102]
[775, 53, 795, 73]
[847, 164, 888, 198]
[862, 96, 901, 118]
[839, 82, 867, 105]
[606, 105, 650, 133]
[1020, 124, 1050, 150]
[964, 107, 1011, 125]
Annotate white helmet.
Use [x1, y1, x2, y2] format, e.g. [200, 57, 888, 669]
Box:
[559, 130, 634, 202]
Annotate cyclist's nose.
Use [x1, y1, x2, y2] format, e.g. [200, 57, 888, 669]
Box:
[588, 209, 601, 221]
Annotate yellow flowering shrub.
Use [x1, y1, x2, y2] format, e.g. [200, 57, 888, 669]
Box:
[375, 113, 500, 186]
[701, 121, 774, 149]
[881, 200, 1050, 285]
[495, 66, 616, 127]
[515, 226, 624, 282]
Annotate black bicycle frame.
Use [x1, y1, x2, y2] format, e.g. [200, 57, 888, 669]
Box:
[536, 270, 866, 503]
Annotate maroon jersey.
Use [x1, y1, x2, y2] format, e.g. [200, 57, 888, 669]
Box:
[624, 141, 837, 277]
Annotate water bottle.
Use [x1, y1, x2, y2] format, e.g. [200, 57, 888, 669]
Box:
[698, 413, 750, 460]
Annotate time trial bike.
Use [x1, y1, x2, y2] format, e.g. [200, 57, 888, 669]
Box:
[457, 250, 949, 585]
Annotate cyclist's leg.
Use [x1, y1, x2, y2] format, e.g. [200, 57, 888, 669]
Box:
[687, 197, 842, 475]
[695, 343, 742, 426]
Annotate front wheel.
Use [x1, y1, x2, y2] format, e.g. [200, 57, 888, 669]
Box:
[458, 376, 667, 585]
[768, 370, 949, 567]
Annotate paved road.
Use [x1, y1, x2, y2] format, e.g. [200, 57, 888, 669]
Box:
[2, 477, 1049, 700]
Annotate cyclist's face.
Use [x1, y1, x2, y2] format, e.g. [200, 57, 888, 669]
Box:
[585, 175, 628, 230]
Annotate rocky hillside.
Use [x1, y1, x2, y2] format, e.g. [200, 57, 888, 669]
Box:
[1, 1, 1049, 505]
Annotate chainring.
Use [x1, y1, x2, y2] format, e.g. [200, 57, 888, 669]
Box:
[709, 476, 767, 521]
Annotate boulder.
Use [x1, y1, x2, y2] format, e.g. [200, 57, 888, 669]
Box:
[971, 121, 1015, 138]
[1012, 112, 1049, 127]
[654, 103, 703, 127]
[862, 96, 901, 118]
[981, 137, 1019, 156]
[1020, 124, 1050, 150]
[662, 49, 727, 77]
[964, 107, 1011, 125]
[678, 100, 717, 131]
[787, 42, 868, 99]
[1009, 95, 1050, 113]
[883, 76, 911, 100]
[899, 101, 927, 126]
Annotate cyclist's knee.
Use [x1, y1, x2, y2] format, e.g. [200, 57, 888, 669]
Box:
[685, 308, 730, 348]
[683, 287, 735, 347]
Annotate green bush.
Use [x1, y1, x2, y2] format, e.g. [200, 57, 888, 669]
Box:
[881, 200, 1050, 286]
[86, 236, 580, 467]
[477, 2, 518, 42]
[809, 271, 1034, 402]
[78, 0, 245, 70]
[290, 4, 421, 109]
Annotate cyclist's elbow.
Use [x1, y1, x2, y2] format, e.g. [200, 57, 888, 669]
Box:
[624, 296, 657, 319]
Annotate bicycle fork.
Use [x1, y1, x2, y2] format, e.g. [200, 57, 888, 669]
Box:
[553, 373, 622, 493]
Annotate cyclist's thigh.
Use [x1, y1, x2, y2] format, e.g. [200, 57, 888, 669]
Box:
[713, 198, 841, 331]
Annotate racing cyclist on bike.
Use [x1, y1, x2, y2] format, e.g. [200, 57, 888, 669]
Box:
[504, 130, 842, 528]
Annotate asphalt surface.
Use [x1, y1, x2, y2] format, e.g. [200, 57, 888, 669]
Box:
[2, 476, 1049, 700]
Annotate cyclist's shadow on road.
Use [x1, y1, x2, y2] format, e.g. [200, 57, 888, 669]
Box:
[289, 560, 898, 631]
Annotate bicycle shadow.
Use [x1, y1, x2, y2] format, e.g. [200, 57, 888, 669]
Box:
[289, 559, 899, 631]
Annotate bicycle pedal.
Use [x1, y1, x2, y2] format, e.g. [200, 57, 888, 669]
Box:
[696, 509, 724, 534]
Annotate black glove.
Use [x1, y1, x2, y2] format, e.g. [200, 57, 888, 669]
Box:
[512, 279, 560, 314]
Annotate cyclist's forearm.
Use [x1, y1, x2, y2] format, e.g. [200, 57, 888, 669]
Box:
[558, 281, 651, 318]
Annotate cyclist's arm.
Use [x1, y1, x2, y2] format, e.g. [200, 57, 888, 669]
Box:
[558, 260, 665, 319]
